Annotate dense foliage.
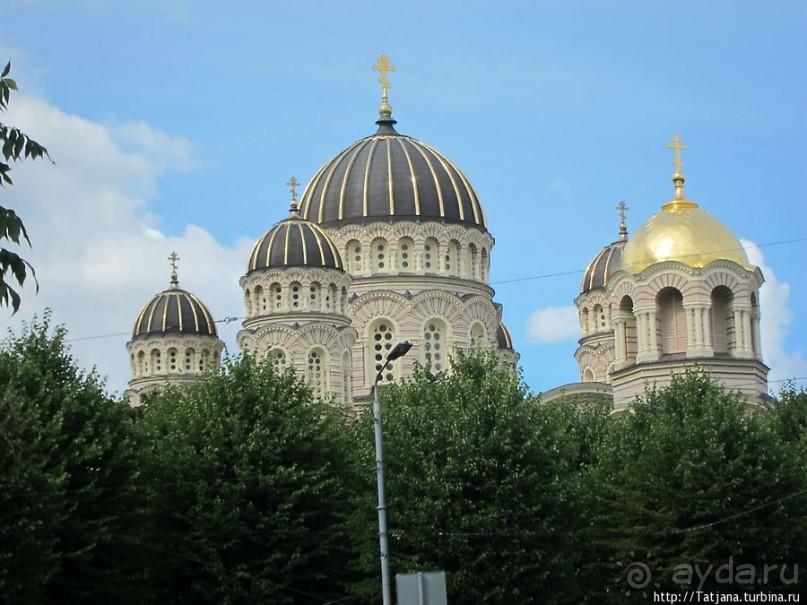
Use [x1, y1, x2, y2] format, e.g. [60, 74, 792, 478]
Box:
[580, 373, 807, 601]
[133, 354, 358, 604]
[348, 352, 611, 605]
[0, 315, 136, 604]
[1, 324, 805, 603]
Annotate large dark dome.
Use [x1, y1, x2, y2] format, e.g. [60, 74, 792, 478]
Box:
[247, 211, 343, 274]
[298, 116, 487, 232]
[132, 287, 218, 339]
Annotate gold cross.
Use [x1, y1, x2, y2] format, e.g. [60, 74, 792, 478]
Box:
[667, 134, 687, 172]
[168, 251, 180, 271]
[617, 201, 629, 223]
[372, 54, 396, 99]
[287, 176, 300, 201]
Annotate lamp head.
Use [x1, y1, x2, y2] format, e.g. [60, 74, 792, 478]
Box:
[386, 339, 413, 362]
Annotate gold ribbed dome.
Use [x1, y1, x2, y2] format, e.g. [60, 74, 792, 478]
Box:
[620, 171, 752, 274]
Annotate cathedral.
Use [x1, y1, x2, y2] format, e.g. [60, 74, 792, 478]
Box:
[126, 56, 517, 410]
[125, 58, 769, 410]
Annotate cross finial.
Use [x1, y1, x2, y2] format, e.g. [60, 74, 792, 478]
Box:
[287, 176, 300, 214]
[373, 54, 396, 103]
[287, 176, 300, 201]
[168, 251, 180, 288]
[667, 134, 687, 173]
[617, 201, 628, 223]
[617, 201, 629, 241]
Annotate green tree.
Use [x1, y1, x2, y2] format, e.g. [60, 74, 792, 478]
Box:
[1, 61, 49, 312]
[581, 372, 806, 601]
[0, 315, 138, 604]
[349, 351, 600, 605]
[135, 354, 358, 605]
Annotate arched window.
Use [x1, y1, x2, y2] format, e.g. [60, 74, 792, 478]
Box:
[309, 282, 321, 311]
[244, 288, 252, 316]
[369, 319, 397, 384]
[398, 237, 415, 271]
[372, 237, 389, 273]
[272, 282, 283, 311]
[422, 318, 448, 372]
[347, 240, 363, 275]
[137, 350, 146, 377]
[657, 288, 686, 355]
[184, 348, 195, 372]
[469, 322, 486, 348]
[306, 347, 328, 399]
[253, 285, 264, 314]
[711, 286, 734, 355]
[151, 349, 162, 373]
[468, 243, 479, 280]
[423, 238, 438, 272]
[168, 348, 178, 372]
[445, 240, 459, 276]
[271, 348, 287, 372]
[620, 296, 637, 364]
[199, 349, 210, 372]
[583, 367, 595, 382]
[580, 307, 590, 336]
[289, 281, 302, 310]
[593, 304, 607, 331]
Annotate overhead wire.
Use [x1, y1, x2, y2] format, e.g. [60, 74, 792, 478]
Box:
[60, 235, 807, 343]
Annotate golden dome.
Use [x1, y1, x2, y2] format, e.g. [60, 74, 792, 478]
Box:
[620, 171, 752, 274]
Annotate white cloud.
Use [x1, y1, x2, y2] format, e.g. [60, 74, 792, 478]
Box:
[1, 93, 251, 396]
[527, 305, 579, 343]
[742, 239, 807, 388]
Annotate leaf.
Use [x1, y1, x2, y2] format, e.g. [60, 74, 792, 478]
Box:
[1, 62, 9, 78]
[14, 130, 25, 159]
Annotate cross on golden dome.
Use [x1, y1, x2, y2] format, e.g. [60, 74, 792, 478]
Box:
[617, 201, 629, 241]
[667, 134, 687, 173]
[617, 201, 628, 223]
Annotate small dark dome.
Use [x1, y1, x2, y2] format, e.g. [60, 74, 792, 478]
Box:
[298, 116, 487, 232]
[132, 287, 218, 339]
[580, 239, 627, 294]
[247, 213, 343, 274]
[497, 322, 514, 350]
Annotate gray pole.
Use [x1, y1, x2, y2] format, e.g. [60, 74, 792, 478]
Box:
[373, 382, 393, 605]
[372, 339, 412, 605]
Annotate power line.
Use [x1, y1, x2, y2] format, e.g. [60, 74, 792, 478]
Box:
[60, 235, 807, 344]
[490, 236, 807, 286]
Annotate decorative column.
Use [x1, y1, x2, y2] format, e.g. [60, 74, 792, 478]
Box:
[635, 307, 658, 362]
[735, 304, 754, 358]
[613, 316, 627, 367]
[751, 309, 762, 359]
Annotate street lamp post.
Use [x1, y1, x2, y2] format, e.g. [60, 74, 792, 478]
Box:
[373, 339, 412, 605]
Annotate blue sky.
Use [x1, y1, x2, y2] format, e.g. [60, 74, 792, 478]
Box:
[2, 0, 805, 396]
